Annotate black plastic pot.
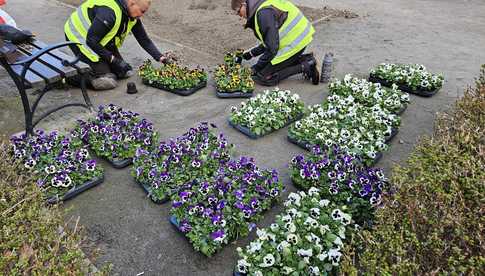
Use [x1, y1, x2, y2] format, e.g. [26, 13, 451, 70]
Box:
[216, 88, 253, 99]
[287, 134, 313, 151]
[385, 128, 399, 144]
[105, 157, 132, 169]
[47, 174, 105, 204]
[136, 180, 171, 204]
[228, 113, 304, 139]
[142, 79, 207, 96]
[395, 104, 408, 115]
[369, 75, 440, 97]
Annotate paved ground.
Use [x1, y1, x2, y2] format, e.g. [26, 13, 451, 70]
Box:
[1, 0, 485, 275]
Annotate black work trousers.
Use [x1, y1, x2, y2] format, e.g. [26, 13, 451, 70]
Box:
[65, 37, 128, 79]
[254, 48, 307, 86]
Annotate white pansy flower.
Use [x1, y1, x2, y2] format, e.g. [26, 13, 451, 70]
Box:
[259, 254, 275, 268]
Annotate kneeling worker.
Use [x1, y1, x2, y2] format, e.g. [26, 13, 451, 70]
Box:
[231, 0, 320, 86]
[64, 0, 172, 90]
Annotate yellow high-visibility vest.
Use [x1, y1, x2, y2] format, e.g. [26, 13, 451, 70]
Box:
[254, 0, 315, 65]
[64, 0, 137, 62]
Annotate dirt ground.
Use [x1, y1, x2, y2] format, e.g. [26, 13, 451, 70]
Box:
[61, 0, 356, 60]
[2, 0, 485, 275]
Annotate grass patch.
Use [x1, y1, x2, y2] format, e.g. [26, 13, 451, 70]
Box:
[340, 66, 485, 275]
[0, 142, 110, 274]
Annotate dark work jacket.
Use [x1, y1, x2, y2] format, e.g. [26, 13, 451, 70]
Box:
[246, 6, 287, 71]
[85, 0, 162, 62]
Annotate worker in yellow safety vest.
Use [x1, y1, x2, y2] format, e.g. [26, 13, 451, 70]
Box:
[64, 0, 174, 90]
[231, 0, 319, 86]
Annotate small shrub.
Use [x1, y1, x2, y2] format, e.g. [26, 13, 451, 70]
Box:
[340, 66, 485, 275]
[0, 143, 110, 274]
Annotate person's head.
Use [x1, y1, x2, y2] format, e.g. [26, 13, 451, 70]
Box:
[127, 0, 151, 19]
[231, 0, 247, 18]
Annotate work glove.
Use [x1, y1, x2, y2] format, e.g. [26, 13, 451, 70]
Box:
[242, 51, 253, 60]
[235, 51, 253, 64]
[159, 51, 178, 64]
[111, 57, 132, 78]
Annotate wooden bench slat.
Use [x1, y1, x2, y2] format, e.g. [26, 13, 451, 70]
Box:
[17, 44, 79, 78]
[30, 40, 90, 72]
[9, 63, 44, 86]
[12, 50, 61, 83]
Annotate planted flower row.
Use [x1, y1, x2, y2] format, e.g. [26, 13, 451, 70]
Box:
[289, 145, 387, 226]
[170, 156, 283, 256]
[235, 188, 353, 275]
[10, 130, 104, 203]
[215, 51, 255, 96]
[370, 63, 444, 96]
[138, 60, 208, 95]
[230, 88, 305, 138]
[72, 104, 158, 168]
[132, 122, 233, 203]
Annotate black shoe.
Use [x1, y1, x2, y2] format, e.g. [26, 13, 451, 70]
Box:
[252, 73, 278, 86]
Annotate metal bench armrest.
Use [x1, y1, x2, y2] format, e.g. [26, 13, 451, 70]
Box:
[11, 41, 81, 80]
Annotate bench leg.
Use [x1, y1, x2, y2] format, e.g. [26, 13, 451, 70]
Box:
[80, 73, 93, 111]
[0, 58, 34, 136]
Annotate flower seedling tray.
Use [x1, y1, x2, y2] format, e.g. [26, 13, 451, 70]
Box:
[104, 157, 132, 169]
[369, 75, 440, 97]
[395, 104, 408, 115]
[385, 128, 399, 144]
[169, 215, 194, 241]
[287, 134, 385, 166]
[216, 89, 253, 99]
[136, 180, 174, 204]
[142, 79, 207, 96]
[46, 175, 105, 204]
[287, 133, 313, 151]
[228, 114, 304, 139]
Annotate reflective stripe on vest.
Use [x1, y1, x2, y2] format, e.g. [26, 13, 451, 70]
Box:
[254, 0, 315, 65]
[64, 0, 136, 62]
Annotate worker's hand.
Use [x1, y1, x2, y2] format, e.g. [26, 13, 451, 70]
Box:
[111, 57, 132, 78]
[159, 52, 177, 64]
[242, 51, 253, 61]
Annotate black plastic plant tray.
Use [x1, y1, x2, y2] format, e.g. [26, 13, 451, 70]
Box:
[136, 180, 172, 204]
[369, 75, 440, 97]
[287, 134, 313, 151]
[216, 88, 253, 99]
[142, 79, 207, 96]
[47, 175, 105, 204]
[169, 215, 193, 241]
[105, 157, 132, 169]
[385, 128, 399, 144]
[228, 114, 304, 139]
[395, 104, 408, 115]
[372, 152, 383, 165]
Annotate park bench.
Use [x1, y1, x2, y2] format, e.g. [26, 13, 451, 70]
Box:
[0, 36, 93, 135]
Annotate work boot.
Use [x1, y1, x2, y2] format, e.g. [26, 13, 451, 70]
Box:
[302, 54, 320, 85]
[90, 73, 118, 90]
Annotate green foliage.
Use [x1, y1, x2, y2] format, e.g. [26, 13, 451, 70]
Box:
[214, 51, 254, 93]
[341, 66, 485, 275]
[138, 60, 207, 90]
[0, 143, 110, 275]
